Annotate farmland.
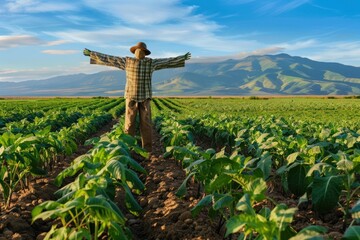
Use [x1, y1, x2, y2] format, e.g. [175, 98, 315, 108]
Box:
[1, 97, 360, 239]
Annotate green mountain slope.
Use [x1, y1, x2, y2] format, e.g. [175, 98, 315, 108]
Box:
[1, 53, 360, 96]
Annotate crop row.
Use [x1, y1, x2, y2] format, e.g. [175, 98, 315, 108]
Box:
[154, 113, 360, 239]
[0, 99, 126, 209]
[172, 98, 360, 127]
[0, 98, 125, 127]
[32, 121, 148, 239]
[0, 111, 113, 208]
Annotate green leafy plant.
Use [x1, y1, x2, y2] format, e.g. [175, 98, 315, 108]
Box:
[0, 132, 46, 208]
[32, 174, 132, 240]
[226, 193, 327, 240]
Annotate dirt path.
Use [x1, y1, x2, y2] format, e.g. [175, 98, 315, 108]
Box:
[128, 129, 223, 240]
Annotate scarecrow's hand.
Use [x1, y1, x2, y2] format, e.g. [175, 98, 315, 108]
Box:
[185, 52, 191, 60]
[83, 48, 91, 56]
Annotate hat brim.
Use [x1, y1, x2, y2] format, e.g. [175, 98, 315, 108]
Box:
[130, 46, 151, 55]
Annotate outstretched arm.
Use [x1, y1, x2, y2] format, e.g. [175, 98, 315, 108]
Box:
[153, 52, 191, 70]
[83, 48, 125, 70]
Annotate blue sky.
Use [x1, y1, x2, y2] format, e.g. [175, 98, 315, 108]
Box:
[0, 0, 360, 82]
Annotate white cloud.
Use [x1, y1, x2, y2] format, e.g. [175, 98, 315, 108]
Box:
[46, 19, 258, 53]
[0, 35, 43, 49]
[82, 0, 196, 25]
[276, 39, 317, 51]
[56, 15, 95, 25]
[46, 39, 70, 46]
[0, 34, 71, 50]
[45, 27, 144, 44]
[231, 0, 311, 15]
[273, 0, 310, 14]
[0, 63, 111, 82]
[307, 41, 360, 66]
[0, 68, 59, 82]
[42, 50, 79, 55]
[190, 47, 284, 63]
[4, 0, 77, 13]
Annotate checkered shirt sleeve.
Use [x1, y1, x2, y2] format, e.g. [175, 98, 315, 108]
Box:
[89, 51, 126, 70]
[152, 54, 187, 70]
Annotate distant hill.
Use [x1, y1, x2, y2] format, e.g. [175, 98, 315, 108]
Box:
[1, 53, 360, 96]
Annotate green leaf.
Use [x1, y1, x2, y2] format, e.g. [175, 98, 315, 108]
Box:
[123, 184, 142, 215]
[32, 205, 74, 222]
[191, 194, 213, 217]
[281, 226, 297, 240]
[86, 195, 126, 224]
[276, 165, 287, 175]
[184, 159, 206, 172]
[29, 166, 47, 176]
[244, 177, 267, 202]
[0, 178, 10, 202]
[213, 194, 234, 211]
[54, 158, 87, 187]
[343, 226, 360, 240]
[132, 145, 149, 159]
[296, 135, 308, 148]
[63, 196, 85, 210]
[125, 168, 145, 194]
[225, 214, 248, 236]
[44, 226, 70, 240]
[99, 159, 126, 182]
[257, 154, 272, 180]
[108, 221, 132, 240]
[256, 133, 269, 143]
[235, 194, 255, 215]
[336, 159, 354, 172]
[119, 133, 137, 146]
[117, 155, 146, 174]
[350, 200, 360, 221]
[287, 164, 309, 197]
[31, 201, 61, 220]
[319, 128, 331, 140]
[287, 152, 300, 164]
[68, 228, 92, 240]
[226, 213, 269, 237]
[16, 135, 39, 145]
[206, 173, 232, 192]
[306, 162, 333, 177]
[84, 137, 100, 146]
[307, 145, 322, 156]
[55, 173, 87, 199]
[346, 135, 357, 148]
[289, 225, 327, 240]
[175, 172, 195, 197]
[259, 207, 271, 219]
[312, 175, 343, 214]
[270, 204, 297, 232]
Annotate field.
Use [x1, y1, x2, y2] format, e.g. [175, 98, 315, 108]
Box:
[0, 97, 360, 240]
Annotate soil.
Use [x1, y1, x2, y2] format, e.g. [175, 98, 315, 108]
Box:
[0, 119, 351, 240]
[127, 130, 222, 240]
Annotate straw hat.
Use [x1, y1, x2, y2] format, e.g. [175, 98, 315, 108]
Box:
[130, 42, 151, 55]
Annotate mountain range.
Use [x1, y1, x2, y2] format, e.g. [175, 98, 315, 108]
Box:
[1, 53, 360, 96]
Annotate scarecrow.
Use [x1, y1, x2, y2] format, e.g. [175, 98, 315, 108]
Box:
[84, 42, 191, 154]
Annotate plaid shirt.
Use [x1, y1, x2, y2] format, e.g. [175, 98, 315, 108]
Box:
[89, 51, 187, 101]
